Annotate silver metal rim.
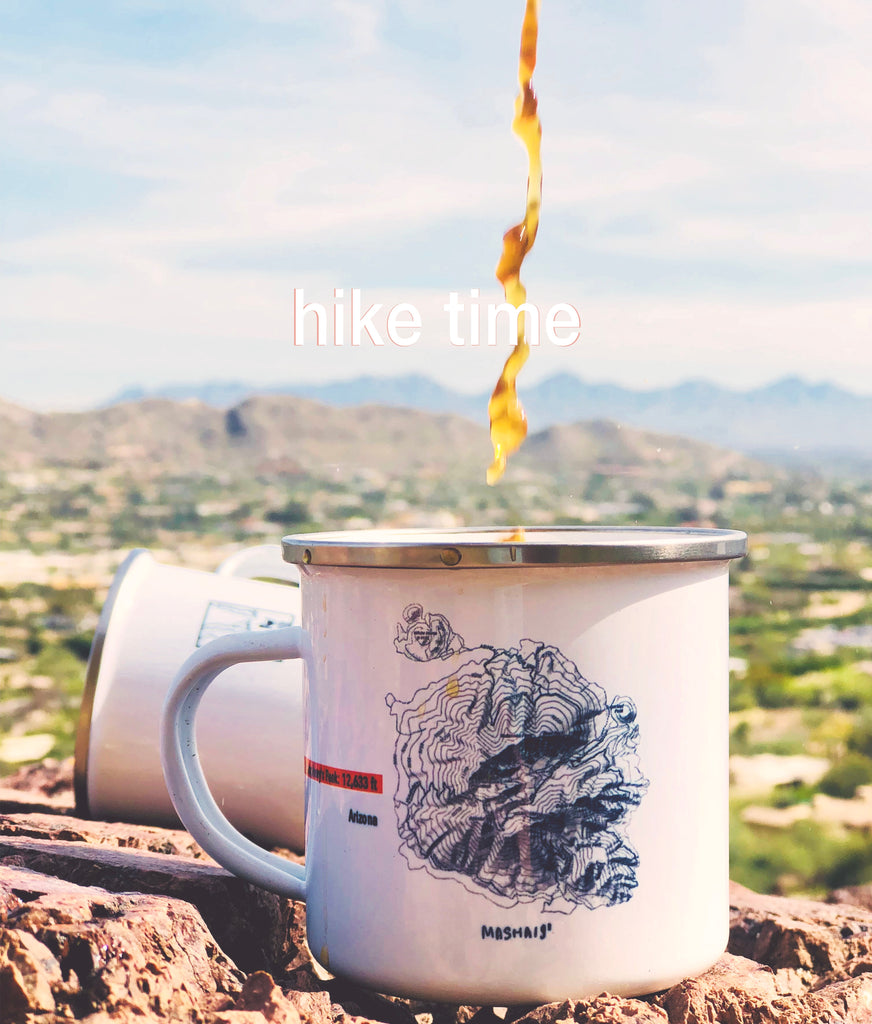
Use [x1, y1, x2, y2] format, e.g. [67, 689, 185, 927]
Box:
[282, 526, 748, 570]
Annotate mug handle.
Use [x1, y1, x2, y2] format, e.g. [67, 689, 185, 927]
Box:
[160, 625, 309, 901]
[216, 544, 301, 586]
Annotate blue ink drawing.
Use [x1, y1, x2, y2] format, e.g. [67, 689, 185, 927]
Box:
[385, 605, 649, 913]
[394, 603, 465, 661]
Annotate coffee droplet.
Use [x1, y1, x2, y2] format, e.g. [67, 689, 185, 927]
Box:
[440, 548, 462, 567]
[487, 0, 543, 485]
[302, 549, 312, 564]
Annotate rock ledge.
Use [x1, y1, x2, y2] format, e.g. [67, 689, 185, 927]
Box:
[4, 761, 872, 1023]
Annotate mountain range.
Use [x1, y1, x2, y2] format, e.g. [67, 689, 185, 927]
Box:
[108, 374, 872, 463]
[0, 394, 764, 486]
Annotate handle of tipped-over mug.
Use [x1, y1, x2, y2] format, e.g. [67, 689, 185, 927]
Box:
[216, 544, 301, 586]
[160, 625, 309, 900]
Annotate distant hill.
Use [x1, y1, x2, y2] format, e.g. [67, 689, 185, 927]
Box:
[105, 374, 872, 461]
[0, 393, 764, 486]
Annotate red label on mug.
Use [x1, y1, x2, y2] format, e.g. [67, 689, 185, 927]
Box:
[305, 758, 384, 795]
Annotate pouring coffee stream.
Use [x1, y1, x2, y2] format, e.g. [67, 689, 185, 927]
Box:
[487, 0, 543, 485]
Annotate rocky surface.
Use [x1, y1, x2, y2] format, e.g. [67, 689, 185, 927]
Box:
[4, 762, 872, 1022]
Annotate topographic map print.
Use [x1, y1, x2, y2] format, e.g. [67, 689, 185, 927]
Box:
[386, 605, 649, 913]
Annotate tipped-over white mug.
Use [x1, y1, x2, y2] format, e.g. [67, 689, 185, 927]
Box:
[161, 526, 746, 1004]
[76, 545, 305, 850]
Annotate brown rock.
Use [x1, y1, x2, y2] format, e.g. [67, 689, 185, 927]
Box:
[0, 756, 76, 817]
[464, 1009, 502, 1024]
[0, 787, 76, 817]
[730, 880, 872, 984]
[805, 974, 872, 1022]
[1, 758, 74, 799]
[441, 1008, 483, 1024]
[831, 886, 872, 914]
[209, 1013, 278, 1024]
[0, 861, 241, 1021]
[723, 886, 872, 1021]
[0, 833, 297, 973]
[1, 862, 118, 908]
[0, 808, 213, 860]
[230, 970, 303, 1023]
[285, 988, 336, 1024]
[205, 1014, 268, 1024]
[328, 979, 420, 1024]
[654, 954, 782, 1022]
[576, 996, 668, 1022]
[0, 927, 62, 1016]
[10, 763, 872, 1022]
[512, 996, 667, 1023]
[280, 900, 320, 988]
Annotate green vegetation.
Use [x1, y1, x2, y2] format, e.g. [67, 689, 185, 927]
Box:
[729, 807, 872, 896]
[2, 449, 872, 897]
[0, 581, 97, 772]
[818, 753, 872, 800]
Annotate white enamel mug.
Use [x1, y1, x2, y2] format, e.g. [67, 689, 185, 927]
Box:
[161, 526, 746, 1003]
[76, 546, 305, 851]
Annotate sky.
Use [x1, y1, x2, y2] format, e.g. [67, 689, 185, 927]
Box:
[1, 0, 871, 410]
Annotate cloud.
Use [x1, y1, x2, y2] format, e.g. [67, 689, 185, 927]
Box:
[1, 0, 871, 407]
